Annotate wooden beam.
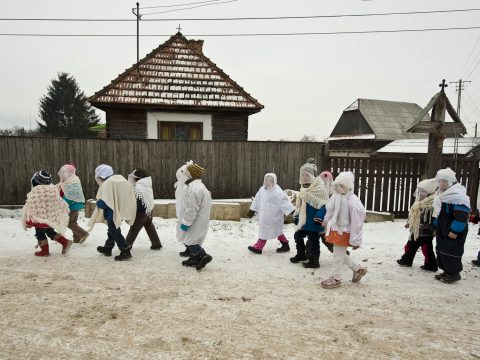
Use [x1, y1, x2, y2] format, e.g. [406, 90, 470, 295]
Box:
[426, 97, 447, 178]
[409, 121, 465, 135]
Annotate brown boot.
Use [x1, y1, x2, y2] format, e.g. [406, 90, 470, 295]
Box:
[35, 240, 49, 257]
[54, 235, 73, 255]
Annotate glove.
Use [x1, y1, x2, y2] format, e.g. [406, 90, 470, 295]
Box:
[180, 224, 189, 231]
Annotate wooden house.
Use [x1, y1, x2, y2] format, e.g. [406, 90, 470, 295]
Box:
[88, 32, 263, 141]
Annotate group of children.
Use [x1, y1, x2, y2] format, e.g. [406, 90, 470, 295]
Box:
[20, 158, 479, 284]
[247, 158, 368, 289]
[21, 161, 213, 270]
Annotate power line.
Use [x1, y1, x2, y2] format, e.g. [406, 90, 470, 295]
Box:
[1, 7, 479, 22]
[139, 0, 221, 10]
[457, 35, 480, 78]
[1, 26, 480, 37]
[142, 0, 237, 16]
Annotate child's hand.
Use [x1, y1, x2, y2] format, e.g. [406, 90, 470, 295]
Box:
[313, 217, 323, 225]
[447, 232, 458, 239]
[352, 245, 360, 250]
[180, 224, 189, 232]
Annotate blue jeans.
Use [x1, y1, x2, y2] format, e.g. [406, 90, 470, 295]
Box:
[103, 220, 128, 250]
[35, 227, 57, 241]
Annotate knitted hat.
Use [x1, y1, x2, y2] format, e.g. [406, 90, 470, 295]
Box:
[319, 171, 334, 194]
[95, 164, 114, 180]
[301, 158, 317, 177]
[31, 170, 52, 187]
[187, 163, 206, 179]
[435, 168, 457, 187]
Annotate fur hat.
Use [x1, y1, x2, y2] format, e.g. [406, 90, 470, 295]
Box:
[187, 163, 206, 179]
[31, 170, 52, 187]
[435, 168, 457, 187]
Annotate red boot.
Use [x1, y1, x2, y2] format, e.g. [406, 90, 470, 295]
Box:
[35, 240, 50, 257]
[54, 235, 73, 255]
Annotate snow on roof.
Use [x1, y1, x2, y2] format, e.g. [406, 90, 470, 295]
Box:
[377, 138, 480, 154]
[89, 32, 263, 112]
[327, 134, 376, 141]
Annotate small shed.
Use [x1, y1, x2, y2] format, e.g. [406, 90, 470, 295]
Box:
[88, 32, 263, 141]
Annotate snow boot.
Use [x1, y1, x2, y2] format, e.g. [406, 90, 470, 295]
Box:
[440, 273, 461, 284]
[196, 252, 213, 271]
[150, 243, 163, 250]
[182, 254, 200, 267]
[114, 247, 132, 261]
[420, 264, 438, 272]
[276, 242, 290, 253]
[290, 252, 307, 263]
[35, 240, 50, 257]
[248, 246, 262, 254]
[303, 258, 320, 269]
[97, 246, 113, 257]
[54, 235, 73, 255]
[179, 247, 191, 257]
[472, 259, 480, 267]
[434, 272, 446, 281]
[396, 258, 412, 267]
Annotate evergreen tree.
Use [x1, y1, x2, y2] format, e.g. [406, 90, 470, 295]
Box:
[38, 73, 100, 137]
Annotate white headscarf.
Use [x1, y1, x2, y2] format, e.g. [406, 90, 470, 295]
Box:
[95, 164, 114, 180]
[325, 171, 355, 236]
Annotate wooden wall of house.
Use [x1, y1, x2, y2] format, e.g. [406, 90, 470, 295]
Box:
[212, 112, 249, 141]
[106, 108, 147, 139]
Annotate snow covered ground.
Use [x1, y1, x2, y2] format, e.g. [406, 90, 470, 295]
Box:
[1, 211, 479, 359]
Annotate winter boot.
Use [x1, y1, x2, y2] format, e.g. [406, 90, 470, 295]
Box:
[440, 273, 461, 284]
[396, 258, 412, 267]
[276, 242, 290, 253]
[182, 254, 200, 267]
[434, 272, 446, 281]
[196, 251, 213, 271]
[114, 247, 132, 261]
[35, 240, 50, 257]
[290, 252, 307, 263]
[248, 246, 262, 254]
[303, 258, 320, 269]
[54, 235, 73, 255]
[97, 246, 113, 257]
[352, 267, 368, 283]
[471, 259, 480, 267]
[420, 264, 438, 272]
[150, 243, 163, 250]
[179, 247, 191, 257]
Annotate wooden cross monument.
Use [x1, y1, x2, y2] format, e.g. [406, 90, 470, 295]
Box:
[406, 79, 467, 178]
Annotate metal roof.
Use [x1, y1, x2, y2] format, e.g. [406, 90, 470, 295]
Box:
[354, 99, 430, 140]
[88, 32, 263, 113]
[377, 138, 480, 154]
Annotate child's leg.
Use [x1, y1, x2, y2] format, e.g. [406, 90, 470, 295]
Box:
[420, 237, 438, 270]
[277, 234, 288, 244]
[321, 233, 333, 253]
[46, 228, 72, 255]
[143, 215, 162, 248]
[333, 244, 363, 279]
[252, 239, 267, 250]
[126, 212, 147, 247]
[304, 232, 320, 268]
[68, 211, 88, 242]
[106, 220, 128, 250]
[34, 228, 50, 256]
[294, 231, 306, 254]
[399, 236, 421, 266]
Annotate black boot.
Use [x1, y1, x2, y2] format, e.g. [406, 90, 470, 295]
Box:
[196, 251, 213, 271]
[97, 246, 113, 257]
[434, 272, 446, 281]
[179, 247, 191, 257]
[248, 246, 262, 254]
[396, 258, 412, 267]
[150, 243, 163, 250]
[276, 242, 290, 253]
[290, 252, 307, 263]
[182, 254, 200, 267]
[303, 258, 320, 268]
[420, 264, 438, 272]
[114, 247, 132, 261]
[441, 273, 461, 284]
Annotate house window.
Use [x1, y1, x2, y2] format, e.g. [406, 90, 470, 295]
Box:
[158, 122, 203, 140]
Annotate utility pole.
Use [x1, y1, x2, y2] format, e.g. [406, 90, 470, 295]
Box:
[449, 79, 471, 117]
[132, 3, 142, 77]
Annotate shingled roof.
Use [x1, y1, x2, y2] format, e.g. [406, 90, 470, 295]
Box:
[329, 99, 429, 141]
[88, 32, 263, 113]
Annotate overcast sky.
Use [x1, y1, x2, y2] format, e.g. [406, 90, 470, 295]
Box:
[1, 0, 480, 140]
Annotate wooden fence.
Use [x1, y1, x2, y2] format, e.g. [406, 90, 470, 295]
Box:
[327, 156, 480, 217]
[0, 136, 325, 205]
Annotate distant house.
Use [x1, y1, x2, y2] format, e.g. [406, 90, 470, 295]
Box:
[327, 99, 429, 156]
[88, 32, 263, 141]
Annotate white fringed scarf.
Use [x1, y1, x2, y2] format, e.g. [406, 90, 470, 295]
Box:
[134, 177, 155, 216]
[408, 194, 434, 241]
[295, 177, 330, 230]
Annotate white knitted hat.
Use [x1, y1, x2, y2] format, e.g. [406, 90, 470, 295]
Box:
[435, 167, 457, 187]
